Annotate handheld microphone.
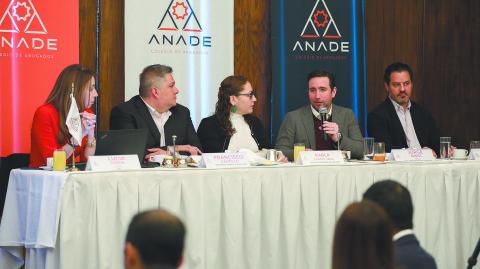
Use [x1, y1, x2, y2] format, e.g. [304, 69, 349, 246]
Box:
[319, 107, 328, 141]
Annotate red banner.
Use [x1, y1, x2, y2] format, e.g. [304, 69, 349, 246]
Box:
[0, 0, 78, 156]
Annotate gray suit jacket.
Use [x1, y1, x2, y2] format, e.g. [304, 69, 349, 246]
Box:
[275, 104, 364, 160]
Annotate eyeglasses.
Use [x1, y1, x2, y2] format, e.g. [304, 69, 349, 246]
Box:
[236, 90, 256, 99]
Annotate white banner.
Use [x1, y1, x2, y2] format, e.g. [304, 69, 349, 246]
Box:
[125, 0, 234, 127]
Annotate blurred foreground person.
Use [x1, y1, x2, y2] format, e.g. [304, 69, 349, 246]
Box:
[29, 64, 97, 167]
[332, 200, 394, 269]
[363, 180, 437, 269]
[124, 209, 186, 269]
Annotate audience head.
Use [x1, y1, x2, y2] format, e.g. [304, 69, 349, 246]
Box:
[383, 62, 414, 107]
[306, 70, 337, 110]
[46, 64, 97, 144]
[215, 75, 256, 135]
[363, 179, 414, 232]
[139, 64, 178, 112]
[124, 209, 186, 269]
[332, 200, 394, 269]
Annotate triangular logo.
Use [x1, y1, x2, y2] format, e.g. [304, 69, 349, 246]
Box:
[158, 0, 202, 32]
[300, 0, 341, 39]
[0, 0, 47, 34]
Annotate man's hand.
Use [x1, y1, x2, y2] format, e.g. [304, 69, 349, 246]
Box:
[145, 148, 168, 160]
[276, 151, 289, 163]
[176, 145, 202, 155]
[321, 121, 341, 142]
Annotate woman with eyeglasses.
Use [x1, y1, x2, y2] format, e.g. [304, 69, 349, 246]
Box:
[29, 64, 98, 167]
[197, 75, 271, 153]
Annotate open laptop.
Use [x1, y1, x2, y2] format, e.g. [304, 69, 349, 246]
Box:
[95, 129, 148, 163]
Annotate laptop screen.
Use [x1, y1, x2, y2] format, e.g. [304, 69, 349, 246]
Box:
[95, 129, 148, 162]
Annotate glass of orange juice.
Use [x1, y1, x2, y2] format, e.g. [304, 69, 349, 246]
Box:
[293, 143, 305, 163]
[53, 149, 67, 171]
[373, 142, 386, 161]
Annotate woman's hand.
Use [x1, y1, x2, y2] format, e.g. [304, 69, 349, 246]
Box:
[81, 112, 96, 137]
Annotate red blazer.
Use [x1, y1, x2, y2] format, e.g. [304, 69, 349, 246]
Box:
[29, 103, 91, 167]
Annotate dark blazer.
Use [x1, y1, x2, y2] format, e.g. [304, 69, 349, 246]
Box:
[368, 98, 440, 154]
[395, 234, 437, 269]
[197, 114, 270, 153]
[109, 95, 202, 151]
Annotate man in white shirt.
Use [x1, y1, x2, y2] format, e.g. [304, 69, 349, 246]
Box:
[363, 180, 437, 269]
[110, 64, 202, 161]
[367, 62, 440, 155]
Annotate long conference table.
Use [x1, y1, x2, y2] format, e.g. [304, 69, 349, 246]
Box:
[0, 160, 479, 269]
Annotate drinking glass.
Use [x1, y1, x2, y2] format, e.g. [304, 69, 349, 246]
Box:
[167, 146, 177, 158]
[363, 137, 374, 160]
[53, 149, 66, 171]
[293, 143, 305, 163]
[373, 142, 386, 161]
[470, 141, 480, 150]
[439, 137, 451, 159]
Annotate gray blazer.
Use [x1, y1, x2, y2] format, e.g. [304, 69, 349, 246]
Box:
[275, 104, 364, 160]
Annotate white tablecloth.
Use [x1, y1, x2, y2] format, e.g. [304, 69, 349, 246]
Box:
[1, 161, 479, 269]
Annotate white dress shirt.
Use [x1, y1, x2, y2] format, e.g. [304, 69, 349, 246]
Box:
[389, 97, 421, 149]
[393, 229, 414, 241]
[311, 105, 332, 119]
[141, 97, 172, 147]
[228, 113, 259, 152]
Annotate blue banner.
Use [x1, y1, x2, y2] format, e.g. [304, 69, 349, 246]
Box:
[271, 0, 367, 140]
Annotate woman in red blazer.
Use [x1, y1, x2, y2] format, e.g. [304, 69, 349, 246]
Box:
[29, 64, 98, 167]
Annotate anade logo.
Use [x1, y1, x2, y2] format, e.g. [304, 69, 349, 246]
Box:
[0, 0, 47, 34]
[300, 0, 341, 39]
[148, 0, 211, 48]
[292, 0, 349, 53]
[158, 0, 202, 32]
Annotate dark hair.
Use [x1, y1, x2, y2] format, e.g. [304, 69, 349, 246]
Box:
[332, 200, 394, 269]
[215, 75, 251, 136]
[139, 64, 173, 97]
[363, 180, 414, 230]
[307, 70, 336, 89]
[383, 62, 414, 84]
[126, 209, 186, 267]
[45, 64, 95, 145]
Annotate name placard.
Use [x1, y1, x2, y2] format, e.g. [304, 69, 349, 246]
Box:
[200, 153, 250, 168]
[469, 149, 480, 160]
[86, 155, 141, 171]
[389, 149, 435, 161]
[298, 150, 344, 165]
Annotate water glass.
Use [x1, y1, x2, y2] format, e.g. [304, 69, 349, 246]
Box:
[167, 146, 177, 158]
[439, 137, 451, 159]
[363, 137, 374, 160]
[470, 141, 480, 150]
[373, 142, 386, 161]
[293, 143, 305, 162]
